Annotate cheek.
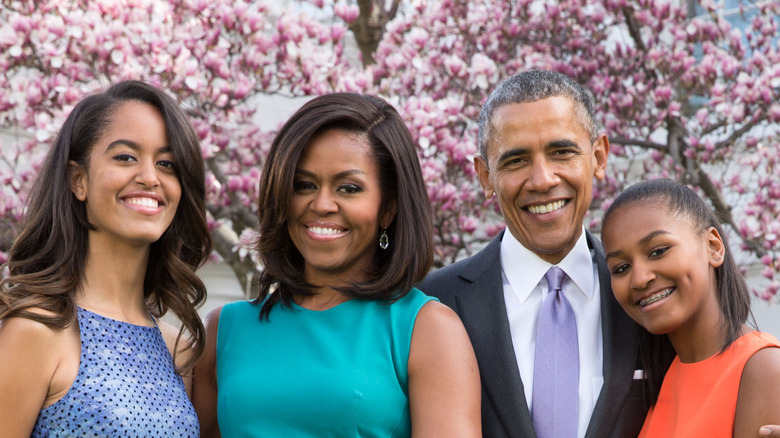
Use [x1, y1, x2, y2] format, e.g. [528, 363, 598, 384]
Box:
[610, 277, 631, 305]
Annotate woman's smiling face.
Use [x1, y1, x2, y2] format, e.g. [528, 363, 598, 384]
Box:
[287, 129, 393, 287]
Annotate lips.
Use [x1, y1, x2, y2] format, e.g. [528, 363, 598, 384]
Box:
[638, 288, 674, 307]
[526, 199, 567, 214]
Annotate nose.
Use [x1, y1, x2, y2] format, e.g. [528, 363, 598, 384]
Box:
[525, 158, 560, 192]
[630, 261, 655, 290]
[310, 189, 338, 215]
[135, 158, 160, 187]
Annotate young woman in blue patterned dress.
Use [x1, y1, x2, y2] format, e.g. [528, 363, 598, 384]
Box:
[0, 80, 211, 437]
[192, 93, 481, 437]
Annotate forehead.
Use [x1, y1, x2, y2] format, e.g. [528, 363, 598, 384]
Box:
[91, 101, 167, 151]
[298, 129, 374, 168]
[486, 96, 589, 158]
[603, 199, 692, 241]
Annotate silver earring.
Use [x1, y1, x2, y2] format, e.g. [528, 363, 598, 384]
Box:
[379, 229, 389, 250]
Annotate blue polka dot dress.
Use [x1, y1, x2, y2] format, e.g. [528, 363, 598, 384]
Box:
[31, 307, 199, 437]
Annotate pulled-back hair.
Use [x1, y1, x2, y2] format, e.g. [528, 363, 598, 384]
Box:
[601, 178, 754, 405]
[0, 80, 211, 372]
[255, 93, 434, 319]
[478, 69, 597, 159]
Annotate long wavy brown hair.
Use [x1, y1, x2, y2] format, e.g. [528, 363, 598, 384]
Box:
[0, 80, 212, 373]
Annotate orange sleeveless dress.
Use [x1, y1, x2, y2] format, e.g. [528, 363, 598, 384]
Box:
[639, 331, 780, 437]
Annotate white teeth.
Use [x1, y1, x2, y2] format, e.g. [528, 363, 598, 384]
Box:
[126, 197, 158, 208]
[639, 289, 674, 307]
[527, 200, 565, 214]
[308, 226, 345, 236]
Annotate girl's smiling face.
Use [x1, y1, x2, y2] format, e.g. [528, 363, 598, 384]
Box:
[70, 101, 180, 248]
[602, 200, 725, 339]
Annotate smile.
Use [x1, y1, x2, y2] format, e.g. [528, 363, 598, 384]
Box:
[639, 288, 674, 307]
[307, 226, 347, 236]
[526, 200, 566, 214]
[126, 197, 159, 208]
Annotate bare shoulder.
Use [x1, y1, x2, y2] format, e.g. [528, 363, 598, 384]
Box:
[410, 300, 475, 362]
[203, 306, 223, 332]
[742, 345, 780, 386]
[0, 311, 69, 346]
[0, 312, 79, 428]
[414, 300, 463, 333]
[735, 345, 780, 437]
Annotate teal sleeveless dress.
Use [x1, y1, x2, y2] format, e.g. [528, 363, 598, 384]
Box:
[216, 288, 436, 437]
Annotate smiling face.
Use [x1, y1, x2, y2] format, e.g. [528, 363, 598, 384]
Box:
[602, 200, 725, 338]
[474, 96, 609, 263]
[70, 100, 180, 248]
[287, 129, 393, 287]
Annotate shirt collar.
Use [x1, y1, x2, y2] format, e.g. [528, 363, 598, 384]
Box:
[500, 227, 595, 303]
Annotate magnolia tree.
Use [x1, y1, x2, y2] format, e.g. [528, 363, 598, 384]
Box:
[1, 0, 778, 301]
[361, 0, 780, 299]
[0, 0, 366, 293]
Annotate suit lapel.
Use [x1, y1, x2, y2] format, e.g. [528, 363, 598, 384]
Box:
[585, 232, 639, 438]
[455, 233, 536, 437]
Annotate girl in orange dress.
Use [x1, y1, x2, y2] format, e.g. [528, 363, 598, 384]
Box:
[601, 179, 780, 437]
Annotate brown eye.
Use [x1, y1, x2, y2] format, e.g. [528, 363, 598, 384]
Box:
[293, 181, 316, 192]
[337, 184, 362, 194]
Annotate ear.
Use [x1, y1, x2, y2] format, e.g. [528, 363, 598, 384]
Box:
[592, 134, 610, 181]
[380, 198, 397, 230]
[706, 226, 725, 268]
[68, 160, 88, 201]
[474, 156, 494, 199]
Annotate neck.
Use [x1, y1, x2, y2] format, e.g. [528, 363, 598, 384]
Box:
[294, 286, 351, 311]
[666, 290, 726, 363]
[77, 233, 151, 324]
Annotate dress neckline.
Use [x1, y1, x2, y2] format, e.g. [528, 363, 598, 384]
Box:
[77, 306, 158, 329]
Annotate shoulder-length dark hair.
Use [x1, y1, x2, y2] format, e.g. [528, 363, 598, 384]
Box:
[601, 178, 754, 406]
[255, 93, 434, 318]
[0, 80, 211, 372]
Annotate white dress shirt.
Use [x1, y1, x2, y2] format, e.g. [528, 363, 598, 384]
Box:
[500, 227, 604, 438]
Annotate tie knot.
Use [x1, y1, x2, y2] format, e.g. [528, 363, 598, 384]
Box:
[545, 266, 567, 293]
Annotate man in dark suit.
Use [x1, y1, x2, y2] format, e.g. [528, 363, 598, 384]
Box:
[419, 70, 645, 438]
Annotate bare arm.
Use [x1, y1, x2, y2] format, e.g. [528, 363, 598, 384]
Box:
[191, 306, 223, 438]
[734, 346, 780, 438]
[158, 319, 196, 396]
[408, 301, 481, 437]
[0, 317, 69, 437]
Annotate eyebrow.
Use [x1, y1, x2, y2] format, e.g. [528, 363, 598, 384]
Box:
[495, 139, 582, 164]
[105, 139, 171, 154]
[605, 230, 671, 259]
[294, 168, 366, 179]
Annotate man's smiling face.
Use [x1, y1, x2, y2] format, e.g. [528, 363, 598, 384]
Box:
[474, 95, 609, 264]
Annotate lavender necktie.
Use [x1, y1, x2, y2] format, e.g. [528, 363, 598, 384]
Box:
[532, 266, 579, 437]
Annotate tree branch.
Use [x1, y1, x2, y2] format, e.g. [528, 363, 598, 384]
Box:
[715, 115, 767, 149]
[696, 166, 767, 257]
[609, 137, 667, 150]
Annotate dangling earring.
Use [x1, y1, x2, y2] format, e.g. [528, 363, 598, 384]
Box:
[379, 229, 389, 250]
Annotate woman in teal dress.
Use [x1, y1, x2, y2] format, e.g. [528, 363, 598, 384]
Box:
[193, 93, 481, 437]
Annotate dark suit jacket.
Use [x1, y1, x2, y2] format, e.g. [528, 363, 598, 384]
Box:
[418, 230, 646, 438]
